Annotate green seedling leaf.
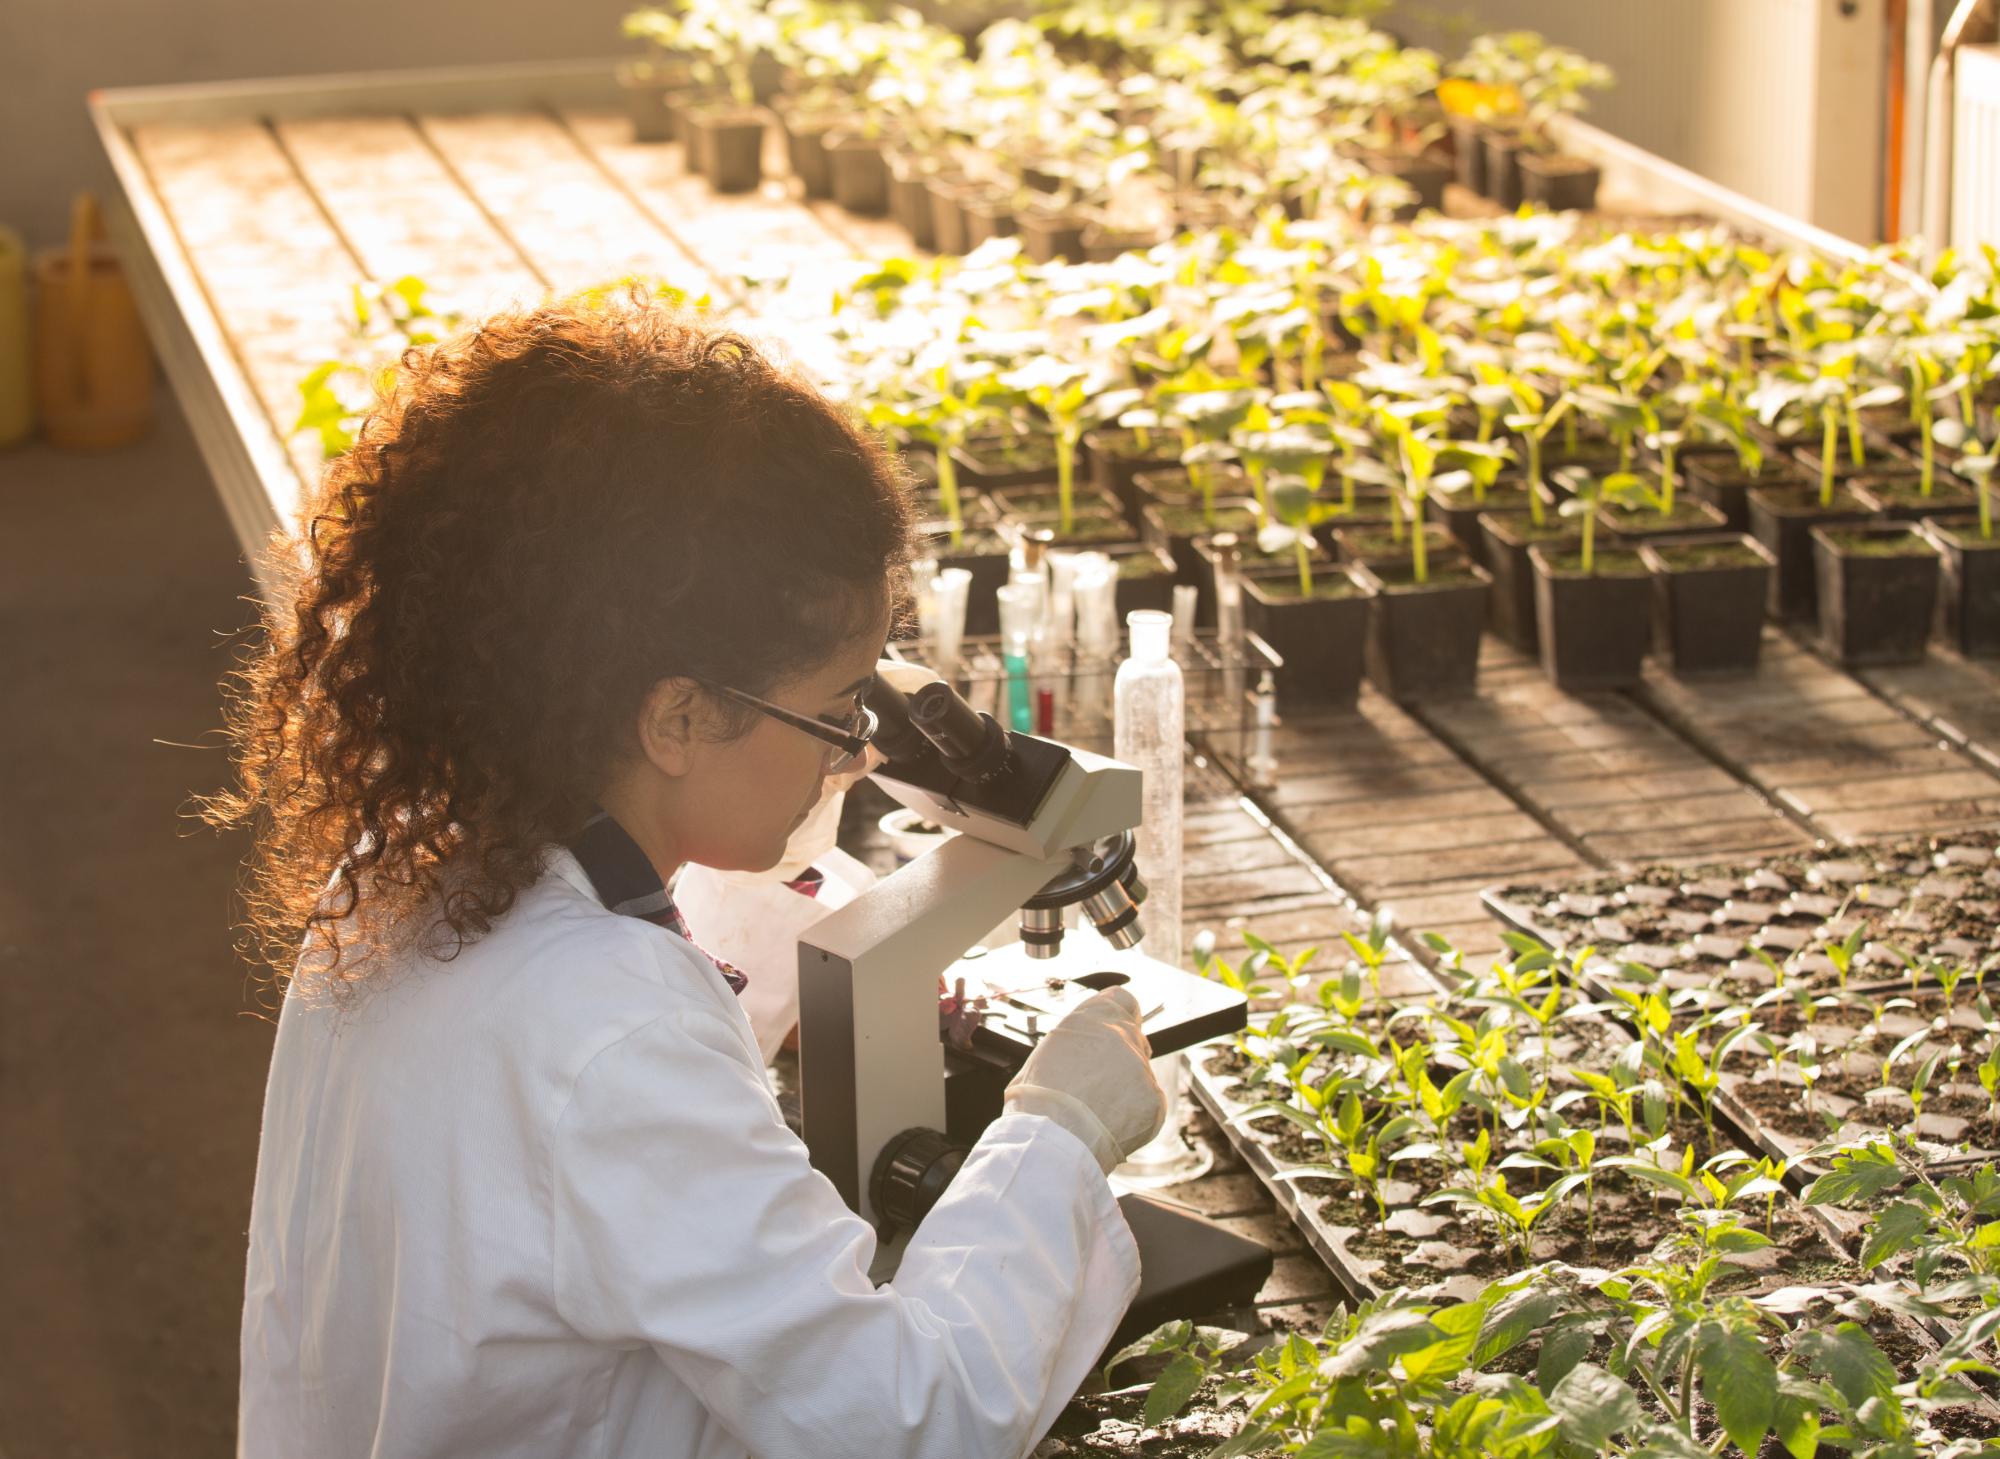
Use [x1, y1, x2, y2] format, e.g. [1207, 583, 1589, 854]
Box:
[1794, 1322, 1898, 1409]
[1699, 1325, 1778, 1459]
[1142, 1351, 1206, 1427]
[1862, 1200, 1932, 1270]
[1318, 1307, 1443, 1381]
[1548, 1361, 1641, 1453]
[1474, 1286, 1566, 1367]
[1536, 1323, 1595, 1396]
[1400, 1298, 1484, 1382]
[1802, 1144, 1904, 1207]
[1774, 1387, 1822, 1459]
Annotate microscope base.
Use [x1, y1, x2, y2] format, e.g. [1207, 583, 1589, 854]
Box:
[1108, 1193, 1273, 1348]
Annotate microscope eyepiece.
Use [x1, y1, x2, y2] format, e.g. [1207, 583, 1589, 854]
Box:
[863, 673, 936, 766]
[909, 681, 1012, 783]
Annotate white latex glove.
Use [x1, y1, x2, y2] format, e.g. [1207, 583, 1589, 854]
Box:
[1003, 988, 1166, 1175]
[719, 657, 942, 886]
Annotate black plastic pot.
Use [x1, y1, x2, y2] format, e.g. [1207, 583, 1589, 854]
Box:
[1448, 113, 1485, 193]
[1242, 565, 1370, 709]
[1084, 429, 1179, 524]
[1363, 148, 1449, 213]
[1597, 497, 1730, 545]
[617, 61, 682, 143]
[1426, 486, 1534, 562]
[1685, 456, 1805, 532]
[927, 177, 972, 255]
[1530, 546, 1653, 690]
[1927, 518, 2000, 657]
[988, 480, 1123, 522]
[961, 192, 1017, 248]
[1331, 521, 1464, 570]
[690, 109, 767, 194]
[1081, 223, 1168, 262]
[1019, 209, 1087, 263]
[1482, 513, 1576, 654]
[1640, 533, 1776, 677]
[668, 87, 728, 164]
[1810, 523, 1942, 667]
[952, 430, 1061, 490]
[1131, 464, 1254, 519]
[1481, 127, 1524, 209]
[888, 154, 936, 250]
[1788, 442, 1872, 487]
[1104, 544, 1181, 619]
[1747, 485, 1871, 622]
[780, 111, 838, 198]
[1000, 507, 1137, 551]
[1518, 151, 1601, 211]
[1142, 499, 1261, 620]
[1849, 473, 1977, 522]
[827, 133, 890, 216]
[1352, 559, 1492, 702]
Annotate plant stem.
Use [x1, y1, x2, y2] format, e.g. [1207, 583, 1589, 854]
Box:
[938, 448, 965, 549]
[1661, 441, 1678, 518]
[1527, 433, 1546, 527]
[1580, 504, 1596, 575]
[1820, 410, 1839, 508]
[1296, 538, 1313, 598]
[1411, 495, 1429, 585]
[1057, 431, 1077, 536]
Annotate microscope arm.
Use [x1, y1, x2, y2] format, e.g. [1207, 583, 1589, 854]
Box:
[798, 832, 1070, 1218]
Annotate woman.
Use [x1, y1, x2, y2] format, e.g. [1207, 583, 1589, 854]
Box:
[214, 297, 1166, 1458]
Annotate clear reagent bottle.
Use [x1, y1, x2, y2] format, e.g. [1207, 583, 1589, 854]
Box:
[1112, 609, 1209, 1186]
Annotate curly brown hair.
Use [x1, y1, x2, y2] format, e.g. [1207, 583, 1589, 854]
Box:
[208, 294, 914, 986]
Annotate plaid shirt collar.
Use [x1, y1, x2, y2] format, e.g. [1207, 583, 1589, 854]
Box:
[564, 810, 750, 996]
[562, 811, 829, 998]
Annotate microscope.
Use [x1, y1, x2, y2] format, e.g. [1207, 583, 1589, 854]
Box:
[798, 675, 1271, 1338]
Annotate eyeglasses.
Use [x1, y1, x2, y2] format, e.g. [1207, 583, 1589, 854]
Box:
[707, 682, 878, 774]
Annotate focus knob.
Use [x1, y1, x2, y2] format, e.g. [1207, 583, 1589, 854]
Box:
[870, 1127, 970, 1232]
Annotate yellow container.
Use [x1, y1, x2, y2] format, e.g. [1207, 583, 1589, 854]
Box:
[0, 226, 30, 448]
[33, 194, 154, 450]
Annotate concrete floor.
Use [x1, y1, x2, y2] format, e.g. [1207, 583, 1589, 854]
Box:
[0, 389, 269, 1456]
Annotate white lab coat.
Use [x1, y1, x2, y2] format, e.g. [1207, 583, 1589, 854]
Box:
[674, 846, 877, 1064]
[238, 847, 1140, 1459]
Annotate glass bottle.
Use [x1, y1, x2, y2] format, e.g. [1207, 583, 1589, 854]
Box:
[1112, 610, 1210, 1186]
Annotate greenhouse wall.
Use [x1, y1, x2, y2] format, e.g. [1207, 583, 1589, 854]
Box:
[1396, 0, 1889, 242]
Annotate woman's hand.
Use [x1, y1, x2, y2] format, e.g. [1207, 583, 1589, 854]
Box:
[1002, 989, 1167, 1175]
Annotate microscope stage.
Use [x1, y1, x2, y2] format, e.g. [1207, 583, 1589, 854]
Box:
[949, 939, 1248, 1064]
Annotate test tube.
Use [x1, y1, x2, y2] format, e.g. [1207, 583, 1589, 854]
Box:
[1247, 670, 1278, 788]
[1047, 551, 1079, 647]
[996, 581, 1038, 732]
[1170, 584, 1198, 656]
[927, 567, 971, 681]
[1211, 532, 1244, 706]
[1071, 556, 1118, 726]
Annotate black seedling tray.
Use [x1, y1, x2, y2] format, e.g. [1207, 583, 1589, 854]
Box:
[1482, 829, 2000, 1005]
[1187, 1043, 1861, 1308]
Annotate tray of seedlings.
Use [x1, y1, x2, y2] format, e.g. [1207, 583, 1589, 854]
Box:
[1482, 828, 2000, 1004]
[1186, 940, 1862, 1308]
[1150, 933, 2000, 1459]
